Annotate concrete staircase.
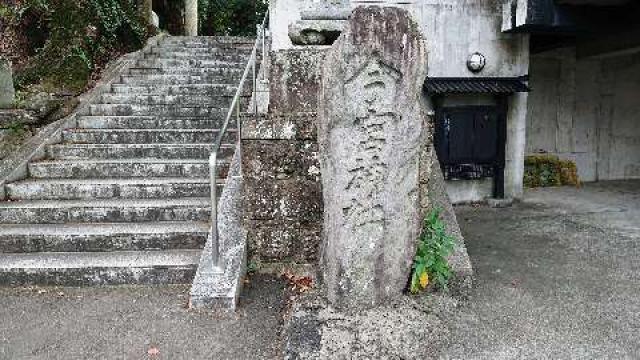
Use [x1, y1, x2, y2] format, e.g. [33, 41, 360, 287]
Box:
[0, 36, 253, 286]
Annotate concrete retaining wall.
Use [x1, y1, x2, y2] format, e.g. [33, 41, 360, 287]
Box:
[527, 49, 640, 181]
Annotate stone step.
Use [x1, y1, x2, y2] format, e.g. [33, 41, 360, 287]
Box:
[46, 143, 234, 160]
[110, 83, 242, 97]
[119, 74, 242, 85]
[151, 40, 254, 49]
[144, 50, 252, 60]
[0, 222, 209, 253]
[0, 249, 201, 286]
[159, 40, 254, 47]
[0, 198, 211, 224]
[137, 57, 249, 68]
[5, 178, 223, 201]
[162, 36, 254, 44]
[62, 128, 235, 144]
[157, 43, 254, 50]
[90, 104, 229, 116]
[100, 94, 235, 107]
[76, 116, 225, 129]
[155, 43, 254, 51]
[128, 66, 244, 76]
[28, 159, 230, 179]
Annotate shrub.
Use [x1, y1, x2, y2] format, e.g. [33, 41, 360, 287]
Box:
[410, 208, 456, 293]
[524, 154, 580, 188]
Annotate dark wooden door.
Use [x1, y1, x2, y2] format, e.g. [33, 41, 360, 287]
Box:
[434, 105, 506, 198]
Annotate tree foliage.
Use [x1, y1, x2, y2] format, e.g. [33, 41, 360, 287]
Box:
[198, 0, 268, 36]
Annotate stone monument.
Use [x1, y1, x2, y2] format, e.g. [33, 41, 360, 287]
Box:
[318, 6, 429, 310]
[0, 57, 15, 109]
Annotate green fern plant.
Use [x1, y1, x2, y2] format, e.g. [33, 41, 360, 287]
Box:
[410, 208, 456, 293]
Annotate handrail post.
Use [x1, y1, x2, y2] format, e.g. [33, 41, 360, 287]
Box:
[236, 95, 242, 165]
[252, 56, 257, 114]
[209, 152, 222, 272]
[261, 21, 267, 82]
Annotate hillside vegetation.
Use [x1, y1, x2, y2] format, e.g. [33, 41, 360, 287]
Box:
[0, 0, 152, 94]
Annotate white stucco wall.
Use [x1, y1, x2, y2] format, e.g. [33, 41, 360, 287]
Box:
[414, 0, 529, 77]
[526, 49, 640, 181]
[270, 0, 305, 50]
[271, 0, 530, 78]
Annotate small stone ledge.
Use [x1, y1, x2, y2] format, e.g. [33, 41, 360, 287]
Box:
[190, 147, 247, 311]
[487, 197, 515, 208]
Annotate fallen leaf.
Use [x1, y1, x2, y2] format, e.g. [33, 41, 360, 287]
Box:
[293, 276, 313, 292]
[147, 346, 160, 356]
[419, 272, 429, 288]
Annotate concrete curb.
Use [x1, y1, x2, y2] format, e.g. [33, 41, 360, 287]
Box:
[190, 146, 248, 311]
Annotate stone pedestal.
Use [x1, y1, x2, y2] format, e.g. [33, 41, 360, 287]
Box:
[184, 0, 198, 36]
[0, 58, 15, 109]
[289, 0, 350, 46]
[318, 6, 429, 310]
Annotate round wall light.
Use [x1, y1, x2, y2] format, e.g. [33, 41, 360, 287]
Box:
[467, 52, 486, 73]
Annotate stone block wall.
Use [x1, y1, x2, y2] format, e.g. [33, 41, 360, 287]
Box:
[268, 48, 327, 114]
[242, 48, 327, 264]
[242, 112, 323, 263]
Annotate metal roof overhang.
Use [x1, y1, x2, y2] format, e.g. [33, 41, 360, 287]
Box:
[424, 77, 530, 95]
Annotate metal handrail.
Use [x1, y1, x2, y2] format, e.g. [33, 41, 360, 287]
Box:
[209, 15, 269, 272]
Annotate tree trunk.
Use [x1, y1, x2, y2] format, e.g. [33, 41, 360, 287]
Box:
[184, 0, 198, 36]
